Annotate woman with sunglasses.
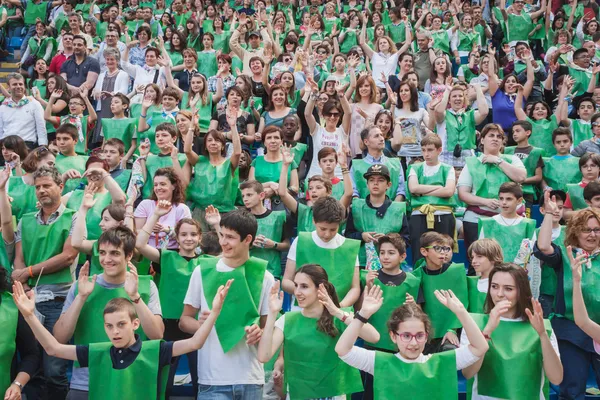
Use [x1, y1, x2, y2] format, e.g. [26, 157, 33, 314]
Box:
[461, 263, 562, 399]
[305, 77, 351, 179]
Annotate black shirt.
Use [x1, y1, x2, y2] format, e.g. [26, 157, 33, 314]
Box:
[174, 69, 198, 92]
[76, 335, 173, 369]
[60, 56, 101, 88]
[377, 270, 425, 303]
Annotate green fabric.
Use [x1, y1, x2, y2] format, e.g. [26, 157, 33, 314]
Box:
[406, 162, 456, 208]
[200, 257, 267, 352]
[457, 29, 478, 52]
[559, 243, 600, 323]
[141, 154, 187, 199]
[291, 143, 307, 168]
[212, 31, 231, 53]
[250, 211, 286, 278]
[167, 49, 183, 67]
[542, 156, 582, 192]
[283, 311, 363, 399]
[572, 119, 593, 145]
[366, 273, 420, 351]
[88, 340, 168, 400]
[0, 293, 17, 396]
[296, 203, 315, 233]
[0, 239, 11, 273]
[471, 314, 552, 400]
[196, 51, 218, 79]
[374, 350, 458, 400]
[251, 156, 293, 184]
[467, 276, 486, 313]
[323, 17, 341, 35]
[141, 111, 177, 154]
[22, 209, 75, 286]
[459, 65, 478, 83]
[340, 28, 359, 53]
[331, 181, 345, 201]
[351, 198, 406, 266]
[568, 67, 594, 97]
[187, 156, 238, 211]
[465, 155, 514, 199]
[527, 115, 558, 157]
[101, 118, 137, 153]
[8, 177, 37, 221]
[538, 226, 565, 297]
[24, 0, 48, 25]
[66, 190, 112, 241]
[566, 183, 587, 211]
[296, 232, 359, 301]
[478, 217, 536, 263]
[445, 110, 476, 151]
[432, 30, 450, 54]
[352, 158, 401, 199]
[113, 169, 132, 193]
[59, 115, 90, 156]
[55, 153, 89, 194]
[412, 263, 468, 338]
[89, 241, 102, 276]
[387, 22, 406, 43]
[173, 11, 192, 29]
[179, 92, 213, 132]
[159, 251, 206, 319]
[504, 146, 543, 197]
[507, 11, 533, 42]
[27, 36, 55, 60]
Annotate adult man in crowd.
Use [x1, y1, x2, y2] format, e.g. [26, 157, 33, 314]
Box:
[60, 35, 100, 95]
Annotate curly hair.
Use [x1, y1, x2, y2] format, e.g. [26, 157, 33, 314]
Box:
[151, 167, 186, 204]
[565, 208, 600, 248]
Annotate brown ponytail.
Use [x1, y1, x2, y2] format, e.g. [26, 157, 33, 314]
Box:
[295, 264, 341, 338]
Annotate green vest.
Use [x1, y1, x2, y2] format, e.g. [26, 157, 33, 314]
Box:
[212, 31, 231, 53]
[291, 143, 308, 168]
[366, 273, 421, 351]
[180, 93, 213, 133]
[89, 241, 102, 276]
[465, 155, 514, 199]
[387, 22, 405, 43]
[507, 11, 533, 42]
[559, 243, 600, 323]
[159, 251, 205, 319]
[566, 183, 587, 211]
[8, 177, 37, 221]
[296, 232, 360, 301]
[340, 28, 358, 53]
[351, 198, 406, 266]
[173, 11, 192, 29]
[24, 0, 48, 25]
[478, 217, 536, 263]
[101, 118, 137, 153]
[542, 156, 582, 192]
[250, 211, 286, 278]
[28, 36, 55, 60]
[527, 116, 558, 157]
[187, 156, 238, 211]
[199, 257, 267, 352]
[471, 314, 552, 400]
[406, 163, 456, 209]
[296, 203, 315, 233]
[142, 154, 187, 199]
[467, 276, 487, 313]
[141, 111, 177, 154]
[251, 156, 292, 185]
[457, 29, 478, 52]
[568, 67, 594, 97]
[331, 180, 345, 201]
[412, 263, 468, 338]
[88, 340, 168, 400]
[352, 158, 401, 199]
[196, 52, 218, 83]
[22, 209, 75, 286]
[66, 190, 112, 241]
[55, 153, 89, 194]
[283, 311, 363, 399]
[113, 169, 132, 193]
[432, 30, 450, 54]
[504, 146, 544, 197]
[60, 115, 90, 156]
[538, 226, 565, 297]
[445, 110, 477, 151]
[572, 119, 592, 145]
[374, 350, 458, 400]
[0, 293, 18, 396]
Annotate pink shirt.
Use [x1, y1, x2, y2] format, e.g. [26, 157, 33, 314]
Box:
[134, 199, 191, 249]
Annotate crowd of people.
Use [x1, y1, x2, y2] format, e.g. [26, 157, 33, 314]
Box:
[0, 0, 599, 398]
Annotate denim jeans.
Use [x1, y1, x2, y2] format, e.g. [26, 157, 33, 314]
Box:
[197, 384, 263, 400]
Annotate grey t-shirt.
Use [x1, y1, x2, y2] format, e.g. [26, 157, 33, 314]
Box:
[61, 274, 162, 391]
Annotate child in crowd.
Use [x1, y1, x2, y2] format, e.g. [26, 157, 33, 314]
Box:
[542, 128, 582, 193]
[100, 94, 137, 165]
[101, 138, 132, 192]
[53, 123, 90, 194]
[467, 239, 504, 313]
[563, 153, 600, 218]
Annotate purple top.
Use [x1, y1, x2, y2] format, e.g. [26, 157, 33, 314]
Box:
[134, 199, 192, 249]
[491, 90, 524, 132]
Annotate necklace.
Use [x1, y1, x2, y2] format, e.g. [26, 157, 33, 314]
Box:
[499, 215, 521, 227]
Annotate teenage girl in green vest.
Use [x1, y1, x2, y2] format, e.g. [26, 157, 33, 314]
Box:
[12, 279, 232, 400]
[461, 264, 563, 400]
[258, 265, 380, 400]
[337, 288, 489, 400]
[467, 239, 504, 313]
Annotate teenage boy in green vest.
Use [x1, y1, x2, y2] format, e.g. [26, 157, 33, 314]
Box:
[542, 128, 582, 193]
[10, 166, 78, 400]
[138, 87, 180, 155]
[504, 120, 544, 210]
[500, 0, 546, 45]
[241, 180, 292, 279]
[52, 227, 164, 399]
[563, 152, 600, 219]
[100, 94, 138, 165]
[282, 197, 361, 308]
[478, 182, 536, 263]
[345, 164, 409, 267]
[138, 123, 188, 200]
[412, 231, 468, 354]
[179, 210, 275, 399]
[11, 278, 231, 400]
[102, 138, 132, 193]
[53, 123, 90, 195]
[407, 134, 457, 264]
[45, 89, 97, 156]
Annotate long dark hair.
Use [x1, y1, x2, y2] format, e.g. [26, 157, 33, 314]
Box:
[484, 263, 533, 321]
[295, 264, 340, 338]
[151, 167, 186, 204]
[397, 80, 419, 112]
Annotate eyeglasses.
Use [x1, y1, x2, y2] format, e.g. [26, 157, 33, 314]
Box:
[317, 50, 327, 55]
[425, 245, 452, 253]
[69, 102, 84, 107]
[582, 228, 600, 235]
[593, 122, 600, 127]
[283, 58, 292, 62]
[326, 112, 341, 117]
[318, 97, 329, 102]
[394, 331, 428, 343]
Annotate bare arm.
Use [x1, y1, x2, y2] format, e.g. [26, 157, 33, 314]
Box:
[135, 212, 162, 263]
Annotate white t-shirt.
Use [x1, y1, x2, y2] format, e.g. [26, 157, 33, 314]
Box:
[459, 317, 560, 400]
[183, 258, 275, 385]
[408, 162, 456, 216]
[306, 125, 348, 179]
[372, 52, 401, 88]
[479, 214, 524, 238]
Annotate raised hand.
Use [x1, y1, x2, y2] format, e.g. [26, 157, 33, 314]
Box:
[338, 145, 349, 169]
[525, 299, 547, 336]
[63, 169, 82, 181]
[154, 199, 172, 217]
[269, 280, 284, 314]
[77, 261, 97, 298]
[12, 281, 36, 318]
[124, 263, 139, 300]
[485, 299, 512, 334]
[280, 145, 294, 166]
[567, 245, 587, 283]
[360, 284, 384, 318]
[434, 289, 466, 314]
[245, 324, 263, 345]
[0, 167, 10, 191]
[139, 139, 150, 157]
[212, 279, 233, 313]
[81, 185, 98, 210]
[365, 270, 378, 290]
[405, 293, 415, 304]
[543, 190, 560, 216]
[83, 167, 108, 183]
[50, 89, 63, 100]
[205, 205, 221, 227]
[317, 283, 340, 315]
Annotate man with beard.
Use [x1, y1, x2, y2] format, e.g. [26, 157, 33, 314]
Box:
[60, 35, 100, 95]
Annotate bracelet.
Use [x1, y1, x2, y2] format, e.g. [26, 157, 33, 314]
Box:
[28, 266, 33, 278]
[131, 295, 142, 304]
[11, 381, 22, 390]
[482, 332, 492, 341]
[354, 311, 369, 323]
[125, 213, 134, 218]
[341, 312, 349, 323]
[273, 242, 278, 250]
[142, 228, 152, 235]
[341, 168, 349, 174]
[446, 329, 457, 335]
[140, 114, 147, 118]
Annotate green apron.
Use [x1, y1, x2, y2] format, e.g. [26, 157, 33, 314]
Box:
[366, 273, 421, 351]
[89, 241, 102, 276]
[250, 211, 286, 278]
[296, 232, 360, 301]
[457, 29, 478, 52]
[142, 111, 177, 154]
[173, 11, 192, 30]
[166, 49, 183, 67]
[24, 0, 48, 25]
[60, 115, 90, 156]
[566, 183, 587, 211]
[0, 293, 17, 396]
[406, 163, 456, 209]
[339, 28, 358, 53]
[291, 143, 307, 169]
[471, 314, 552, 400]
[412, 263, 468, 338]
[332, 180, 345, 201]
[504, 146, 544, 198]
[0, 239, 11, 273]
[8, 177, 37, 221]
[527, 116, 558, 157]
[113, 169, 132, 193]
[179, 93, 213, 133]
[88, 340, 168, 400]
[374, 350, 458, 400]
[141, 154, 187, 199]
[55, 153, 89, 194]
[196, 52, 218, 81]
[101, 118, 137, 153]
[432, 30, 451, 54]
[538, 226, 565, 297]
[445, 110, 477, 151]
[507, 11, 533, 42]
[542, 156, 582, 192]
[387, 22, 406, 43]
[559, 243, 600, 323]
[351, 198, 406, 266]
[251, 156, 292, 184]
[568, 67, 594, 97]
[53, 13, 69, 34]
[571, 119, 592, 145]
[187, 156, 238, 212]
[199, 257, 266, 352]
[467, 276, 486, 313]
[159, 250, 203, 319]
[283, 311, 363, 399]
[478, 217, 536, 263]
[296, 203, 315, 233]
[212, 31, 231, 53]
[352, 158, 401, 199]
[465, 155, 514, 199]
[22, 209, 75, 286]
[323, 18, 341, 36]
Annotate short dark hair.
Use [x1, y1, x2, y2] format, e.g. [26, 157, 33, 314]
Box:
[174, 218, 201, 236]
[512, 120, 533, 136]
[312, 197, 345, 224]
[539, 190, 567, 206]
[151, 167, 186, 204]
[33, 165, 62, 186]
[56, 123, 79, 141]
[98, 226, 136, 258]
[155, 122, 178, 138]
[552, 127, 573, 144]
[377, 233, 407, 255]
[240, 180, 265, 194]
[498, 182, 523, 199]
[419, 231, 446, 249]
[584, 181, 600, 202]
[317, 147, 338, 162]
[220, 209, 258, 243]
[103, 138, 125, 156]
[104, 297, 137, 320]
[162, 86, 181, 102]
[200, 231, 221, 256]
[579, 152, 600, 171]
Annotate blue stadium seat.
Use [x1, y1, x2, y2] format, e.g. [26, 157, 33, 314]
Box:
[8, 36, 23, 49]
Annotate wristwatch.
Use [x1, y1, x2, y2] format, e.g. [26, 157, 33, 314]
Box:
[495, 157, 504, 166]
[12, 381, 22, 390]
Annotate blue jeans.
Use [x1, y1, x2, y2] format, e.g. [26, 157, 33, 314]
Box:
[20, 25, 36, 56]
[197, 384, 263, 400]
[558, 338, 600, 400]
[36, 299, 70, 400]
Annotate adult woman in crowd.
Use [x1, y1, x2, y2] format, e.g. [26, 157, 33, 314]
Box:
[209, 86, 256, 146]
[348, 72, 383, 158]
